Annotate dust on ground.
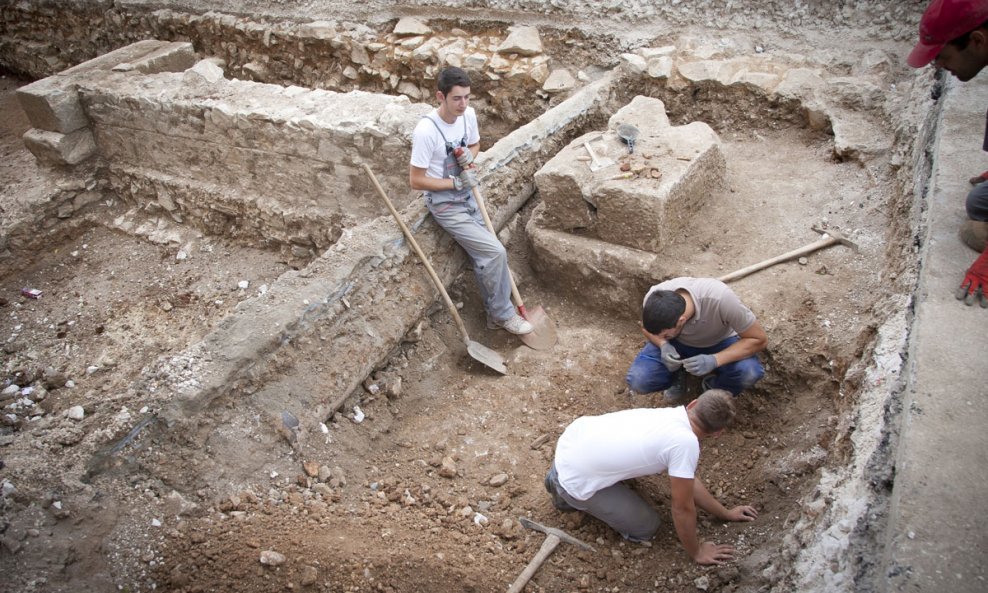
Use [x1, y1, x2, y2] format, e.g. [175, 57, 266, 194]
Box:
[0, 52, 901, 593]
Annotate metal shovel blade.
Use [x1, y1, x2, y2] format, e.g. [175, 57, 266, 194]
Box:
[517, 305, 558, 351]
[467, 339, 508, 374]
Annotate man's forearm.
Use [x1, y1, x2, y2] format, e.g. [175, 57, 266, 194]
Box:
[671, 506, 700, 559]
[410, 175, 455, 193]
[713, 337, 763, 367]
[693, 478, 731, 519]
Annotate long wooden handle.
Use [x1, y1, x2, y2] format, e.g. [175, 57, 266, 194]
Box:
[363, 163, 471, 345]
[506, 534, 561, 593]
[469, 184, 526, 312]
[718, 237, 836, 283]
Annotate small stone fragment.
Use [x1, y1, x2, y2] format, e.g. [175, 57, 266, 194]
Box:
[530, 434, 551, 449]
[260, 550, 286, 566]
[302, 460, 320, 477]
[489, 473, 509, 487]
[300, 565, 319, 586]
[439, 456, 457, 478]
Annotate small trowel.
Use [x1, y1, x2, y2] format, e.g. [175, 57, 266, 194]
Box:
[617, 124, 639, 153]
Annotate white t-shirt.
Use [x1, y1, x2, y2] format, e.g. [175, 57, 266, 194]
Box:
[554, 407, 699, 501]
[409, 107, 480, 179]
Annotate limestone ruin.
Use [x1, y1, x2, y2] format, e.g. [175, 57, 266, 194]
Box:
[0, 2, 977, 593]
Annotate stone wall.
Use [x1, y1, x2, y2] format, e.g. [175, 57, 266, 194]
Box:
[14, 40, 435, 258]
[1, 1, 927, 132]
[1, 3, 582, 128]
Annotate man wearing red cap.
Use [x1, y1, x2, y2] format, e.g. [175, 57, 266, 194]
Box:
[909, 0, 988, 307]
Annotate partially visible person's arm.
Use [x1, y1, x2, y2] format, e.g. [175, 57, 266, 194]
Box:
[692, 477, 758, 522]
[670, 476, 737, 565]
[957, 248, 988, 307]
[711, 320, 767, 367]
[409, 165, 455, 192]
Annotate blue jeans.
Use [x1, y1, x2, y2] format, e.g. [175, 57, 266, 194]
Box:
[625, 335, 764, 396]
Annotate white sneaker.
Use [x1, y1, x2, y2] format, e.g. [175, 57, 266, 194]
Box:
[496, 314, 534, 335]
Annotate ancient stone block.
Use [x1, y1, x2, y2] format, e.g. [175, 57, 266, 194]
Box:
[61, 39, 167, 75]
[533, 96, 725, 253]
[543, 69, 576, 94]
[22, 127, 97, 166]
[496, 26, 542, 57]
[112, 42, 195, 74]
[16, 79, 89, 134]
[394, 17, 431, 37]
[677, 60, 733, 85]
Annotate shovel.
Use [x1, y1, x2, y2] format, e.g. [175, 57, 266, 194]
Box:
[617, 124, 639, 154]
[468, 183, 558, 351]
[363, 163, 507, 374]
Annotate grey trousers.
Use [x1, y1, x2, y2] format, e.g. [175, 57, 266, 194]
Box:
[968, 181, 988, 221]
[428, 197, 515, 322]
[547, 464, 661, 542]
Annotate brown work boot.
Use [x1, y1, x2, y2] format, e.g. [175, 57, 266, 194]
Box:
[959, 220, 988, 253]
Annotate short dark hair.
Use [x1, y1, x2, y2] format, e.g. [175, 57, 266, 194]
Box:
[691, 389, 736, 433]
[642, 290, 686, 334]
[437, 67, 471, 95]
[948, 19, 988, 49]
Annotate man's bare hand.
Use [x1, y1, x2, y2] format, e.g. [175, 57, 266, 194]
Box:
[723, 505, 758, 522]
[694, 541, 736, 565]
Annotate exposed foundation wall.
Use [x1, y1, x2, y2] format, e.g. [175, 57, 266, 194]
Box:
[89, 74, 427, 254]
[14, 40, 436, 258]
[1, 2, 925, 130]
[1, 2, 576, 127]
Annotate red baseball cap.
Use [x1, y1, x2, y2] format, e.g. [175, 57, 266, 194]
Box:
[908, 0, 988, 67]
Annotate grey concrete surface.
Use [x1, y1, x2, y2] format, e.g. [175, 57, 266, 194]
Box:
[884, 73, 988, 592]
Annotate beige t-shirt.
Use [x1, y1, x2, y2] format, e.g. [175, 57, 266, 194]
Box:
[644, 277, 756, 347]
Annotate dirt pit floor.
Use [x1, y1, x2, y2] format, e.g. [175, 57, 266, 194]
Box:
[1, 50, 907, 593]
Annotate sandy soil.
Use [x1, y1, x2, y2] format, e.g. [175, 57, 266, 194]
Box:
[0, 46, 907, 593]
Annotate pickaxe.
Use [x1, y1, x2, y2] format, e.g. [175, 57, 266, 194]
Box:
[718, 225, 859, 283]
[507, 517, 595, 593]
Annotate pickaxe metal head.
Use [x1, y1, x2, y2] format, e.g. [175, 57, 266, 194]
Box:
[519, 517, 595, 552]
[811, 225, 859, 252]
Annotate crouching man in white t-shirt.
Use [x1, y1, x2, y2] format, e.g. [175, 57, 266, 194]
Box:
[545, 389, 758, 565]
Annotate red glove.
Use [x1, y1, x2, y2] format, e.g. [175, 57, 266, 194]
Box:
[957, 247, 988, 307]
[454, 147, 474, 169]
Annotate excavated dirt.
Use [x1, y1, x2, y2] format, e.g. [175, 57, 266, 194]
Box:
[1, 36, 909, 593]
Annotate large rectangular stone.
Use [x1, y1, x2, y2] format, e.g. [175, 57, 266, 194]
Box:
[22, 127, 97, 166]
[61, 39, 169, 75]
[111, 41, 196, 74]
[16, 78, 89, 134]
